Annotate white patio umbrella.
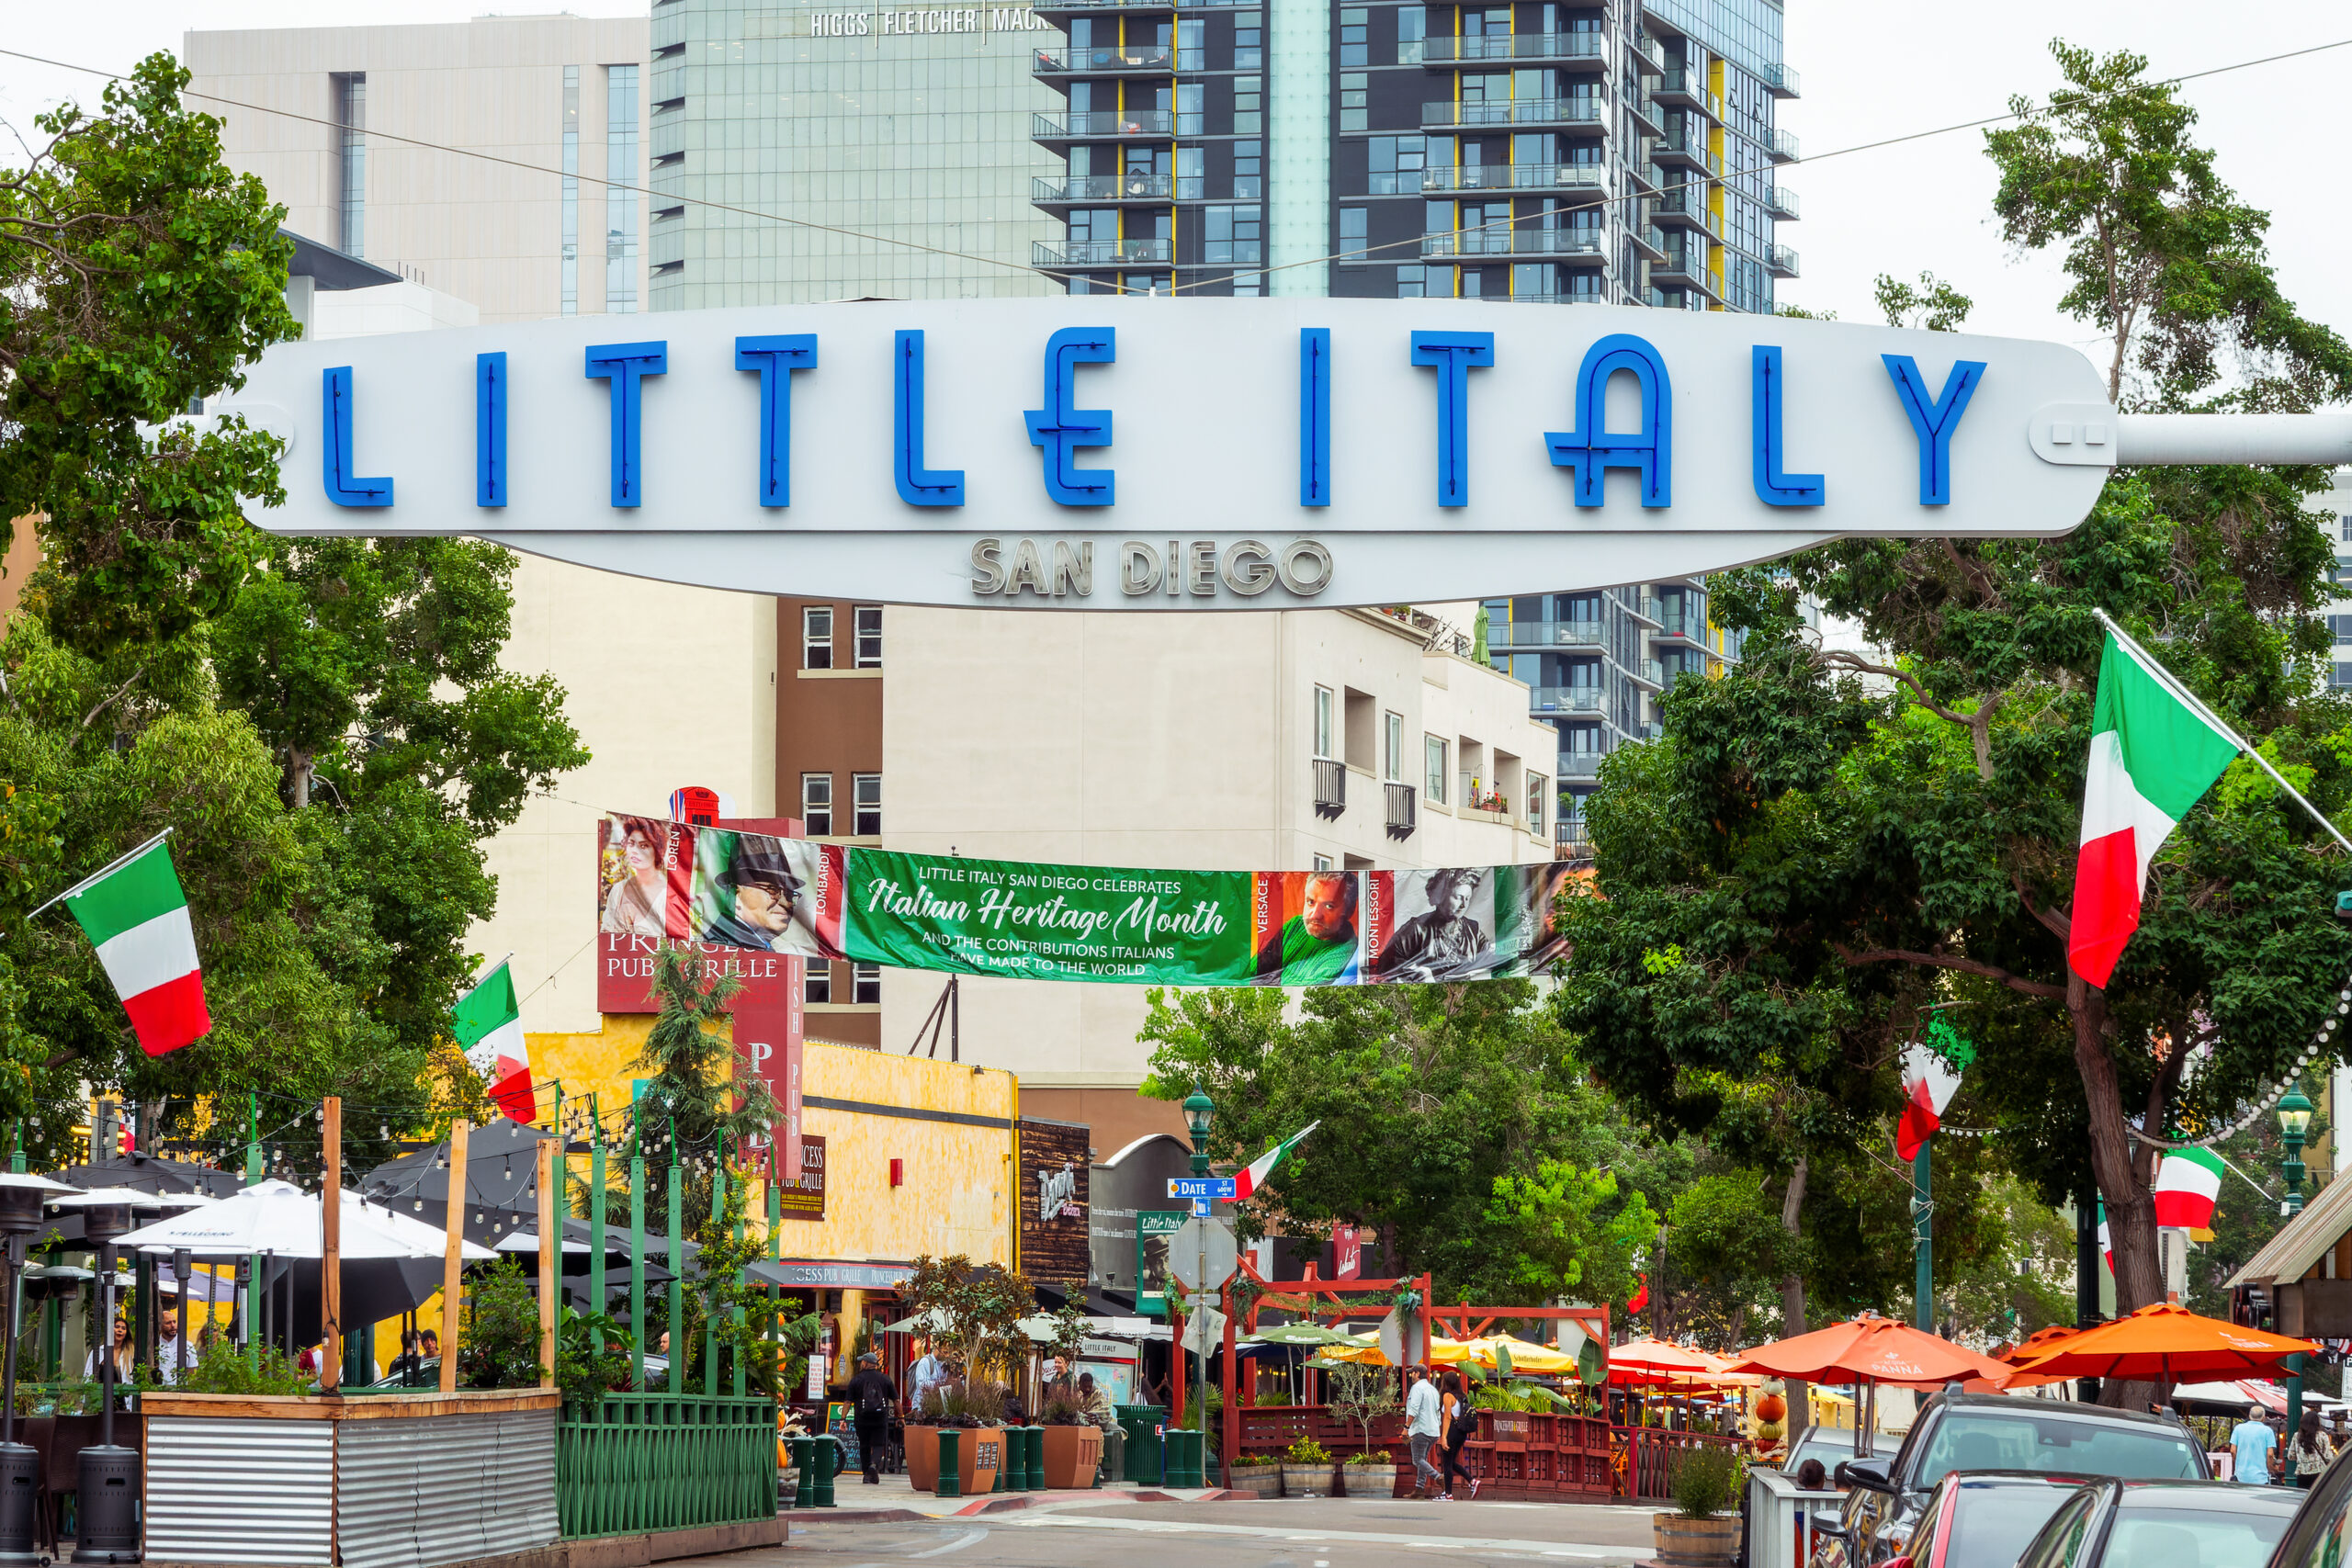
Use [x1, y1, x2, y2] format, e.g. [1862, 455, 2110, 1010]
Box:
[112, 1179, 493, 1260]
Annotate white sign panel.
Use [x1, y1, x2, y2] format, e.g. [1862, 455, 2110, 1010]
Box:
[222, 299, 2114, 609]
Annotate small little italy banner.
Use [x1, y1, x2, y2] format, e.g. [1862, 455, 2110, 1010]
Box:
[597, 813, 1577, 987]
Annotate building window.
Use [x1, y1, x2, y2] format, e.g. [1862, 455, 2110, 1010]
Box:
[1339, 207, 1368, 263]
[1313, 853, 1335, 872]
[1385, 712, 1405, 782]
[1369, 135, 1427, 196]
[1424, 736, 1448, 805]
[801, 773, 832, 835]
[1234, 75, 1262, 135]
[2341, 513, 2352, 542]
[1527, 774, 1547, 835]
[560, 66, 579, 313]
[333, 73, 366, 258]
[1233, 10, 1262, 69]
[853, 963, 882, 1004]
[854, 604, 883, 668]
[1233, 140, 1263, 199]
[605, 64, 640, 313]
[1340, 72, 1368, 133]
[1339, 7, 1369, 66]
[805, 962, 832, 1004]
[1177, 82, 1204, 136]
[1204, 205, 1262, 265]
[1396, 265, 1434, 299]
[1396, 5, 1426, 63]
[853, 773, 882, 836]
[1314, 685, 1335, 758]
[803, 605, 833, 669]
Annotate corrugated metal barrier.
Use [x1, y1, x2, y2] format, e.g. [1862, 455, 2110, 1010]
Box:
[340, 1409, 560, 1568]
[145, 1418, 334, 1566]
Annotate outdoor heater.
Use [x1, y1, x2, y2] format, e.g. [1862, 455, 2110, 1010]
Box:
[0, 1175, 74, 1566]
[50, 1188, 171, 1566]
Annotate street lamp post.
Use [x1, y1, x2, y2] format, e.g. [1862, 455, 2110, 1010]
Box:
[1182, 1086, 1213, 1475]
[2280, 1083, 2314, 1439]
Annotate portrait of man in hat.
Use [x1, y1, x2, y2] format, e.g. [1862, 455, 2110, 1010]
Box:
[693, 832, 821, 955]
[1376, 867, 1491, 981]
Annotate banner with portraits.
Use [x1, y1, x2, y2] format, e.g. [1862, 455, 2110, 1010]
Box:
[598, 813, 1576, 988]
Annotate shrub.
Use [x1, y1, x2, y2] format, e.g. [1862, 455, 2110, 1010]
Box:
[457, 1257, 544, 1390]
[1672, 1446, 1744, 1520]
[1039, 1393, 1084, 1427]
[1283, 1437, 1333, 1466]
[177, 1348, 311, 1397]
[1344, 1449, 1392, 1466]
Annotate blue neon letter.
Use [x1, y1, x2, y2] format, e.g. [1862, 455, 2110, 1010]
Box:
[1300, 328, 1332, 508]
[322, 367, 393, 508]
[476, 352, 507, 508]
[894, 330, 965, 507]
[584, 341, 668, 508]
[1749, 346, 1824, 508]
[1023, 327, 1115, 506]
[1408, 330, 1494, 508]
[1544, 333, 1672, 508]
[735, 334, 819, 507]
[1882, 354, 1985, 507]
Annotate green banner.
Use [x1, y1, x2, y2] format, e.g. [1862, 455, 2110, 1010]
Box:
[844, 851, 1255, 984]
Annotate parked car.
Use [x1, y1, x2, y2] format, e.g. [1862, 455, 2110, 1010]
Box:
[2263, 1427, 2352, 1568]
[1782, 1425, 1903, 1484]
[1871, 1472, 2092, 1568]
[1814, 1392, 2210, 1568]
[2012, 1479, 2300, 1568]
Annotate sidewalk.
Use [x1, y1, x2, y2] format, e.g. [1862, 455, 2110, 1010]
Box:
[788, 1474, 1242, 1525]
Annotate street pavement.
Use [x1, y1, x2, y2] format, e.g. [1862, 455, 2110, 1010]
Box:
[746, 1490, 1673, 1568]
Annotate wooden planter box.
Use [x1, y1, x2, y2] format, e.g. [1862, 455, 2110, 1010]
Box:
[1280, 1461, 1338, 1498]
[903, 1424, 1003, 1496]
[1224, 1462, 1281, 1498]
[1338, 1462, 1393, 1497]
[1653, 1515, 1740, 1568]
[1038, 1423, 1102, 1489]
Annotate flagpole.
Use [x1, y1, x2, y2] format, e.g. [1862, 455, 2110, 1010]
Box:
[2091, 609, 2352, 855]
[464, 953, 516, 991]
[24, 828, 175, 922]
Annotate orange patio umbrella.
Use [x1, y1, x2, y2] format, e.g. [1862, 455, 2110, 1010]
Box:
[2008, 1303, 2314, 1386]
[1608, 1336, 1719, 1388]
[1725, 1313, 2018, 1457]
[1988, 1324, 2085, 1391]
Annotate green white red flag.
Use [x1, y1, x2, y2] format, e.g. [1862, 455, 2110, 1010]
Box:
[59, 834, 210, 1056]
[453, 959, 534, 1122]
[2151, 1146, 2227, 1230]
[1894, 1018, 1973, 1162]
[2069, 633, 2240, 987]
[1231, 1120, 1318, 1201]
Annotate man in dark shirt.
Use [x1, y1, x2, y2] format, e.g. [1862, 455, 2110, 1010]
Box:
[844, 1351, 897, 1484]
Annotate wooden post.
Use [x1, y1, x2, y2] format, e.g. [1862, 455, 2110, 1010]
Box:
[537, 1134, 558, 1389]
[439, 1120, 470, 1395]
[322, 1097, 342, 1391]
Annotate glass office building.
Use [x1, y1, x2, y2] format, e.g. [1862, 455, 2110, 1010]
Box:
[650, 0, 1070, 305]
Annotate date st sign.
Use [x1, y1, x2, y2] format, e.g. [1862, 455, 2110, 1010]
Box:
[211, 298, 2351, 609]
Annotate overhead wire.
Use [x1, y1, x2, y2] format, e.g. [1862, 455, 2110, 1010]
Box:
[5, 33, 2348, 303]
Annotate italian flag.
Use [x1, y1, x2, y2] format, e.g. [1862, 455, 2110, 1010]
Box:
[61, 834, 210, 1056]
[1231, 1120, 1319, 1201]
[1895, 1019, 1973, 1162]
[453, 960, 534, 1122]
[2070, 632, 2241, 987]
[2152, 1146, 2227, 1230]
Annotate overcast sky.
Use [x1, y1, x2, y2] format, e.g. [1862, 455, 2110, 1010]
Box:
[3, 0, 2347, 369]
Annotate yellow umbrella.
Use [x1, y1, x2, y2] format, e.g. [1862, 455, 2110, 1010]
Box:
[1466, 1335, 1577, 1375]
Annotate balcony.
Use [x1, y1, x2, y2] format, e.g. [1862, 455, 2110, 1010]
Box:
[1032, 44, 1192, 73]
[1033, 174, 1178, 204]
[1652, 130, 1722, 175]
[1653, 68, 1724, 121]
[1769, 243, 1800, 278]
[1385, 781, 1417, 841]
[1459, 776, 1510, 817]
[1032, 238, 1173, 267]
[1630, 223, 1667, 263]
[1626, 92, 1665, 138]
[1556, 817, 1591, 853]
[1532, 686, 1607, 714]
[1421, 229, 1603, 261]
[1421, 98, 1603, 130]
[1495, 618, 1605, 647]
[1652, 611, 1697, 641]
[1765, 184, 1800, 220]
[1033, 109, 1175, 140]
[1629, 659, 1665, 690]
[1767, 128, 1800, 163]
[1422, 32, 1605, 64]
[1649, 250, 1719, 299]
[1761, 62, 1801, 98]
[1627, 594, 1664, 626]
[1420, 163, 1604, 195]
[1649, 191, 1723, 240]
[1491, 292, 1603, 305]
[1559, 751, 1602, 778]
[1313, 758, 1347, 819]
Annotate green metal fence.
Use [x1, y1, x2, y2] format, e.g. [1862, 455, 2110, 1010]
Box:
[557, 1392, 778, 1539]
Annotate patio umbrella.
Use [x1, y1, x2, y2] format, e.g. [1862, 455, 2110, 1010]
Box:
[1466, 1335, 1577, 1376]
[2008, 1303, 2316, 1389]
[1988, 1324, 2084, 1391]
[1725, 1312, 2018, 1456]
[112, 1181, 495, 1262]
[1608, 1337, 1718, 1387]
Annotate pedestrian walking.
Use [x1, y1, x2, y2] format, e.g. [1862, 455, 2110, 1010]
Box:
[2231, 1403, 2277, 1485]
[2293, 1408, 2335, 1490]
[1404, 1364, 1443, 1498]
[845, 1350, 897, 1484]
[1438, 1371, 1478, 1500]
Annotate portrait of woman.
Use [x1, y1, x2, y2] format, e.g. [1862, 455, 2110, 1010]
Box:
[600, 818, 670, 936]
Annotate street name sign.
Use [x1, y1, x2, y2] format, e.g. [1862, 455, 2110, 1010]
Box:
[1168, 1215, 1238, 1292]
[1167, 1177, 1237, 1200]
[212, 298, 2155, 609]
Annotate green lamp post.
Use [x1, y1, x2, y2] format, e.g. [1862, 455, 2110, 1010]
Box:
[2280, 1082, 2315, 1439]
[1184, 1087, 1214, 1178]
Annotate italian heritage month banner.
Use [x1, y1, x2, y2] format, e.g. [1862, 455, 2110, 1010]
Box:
[598, 813, 1577, 989]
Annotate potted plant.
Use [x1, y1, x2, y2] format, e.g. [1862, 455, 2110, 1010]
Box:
[898, 1255, 1035, 1495]
[1037, 1393, 1104, 1489]
[1280, 1437, 1337, 1499]
[1340, 1449, 1392, 1500]
[1225, 1452, 1283, 1498]
[1652, 1446, 1744, 1567]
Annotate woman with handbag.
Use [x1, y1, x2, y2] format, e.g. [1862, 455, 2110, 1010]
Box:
[1438, 1371, 1480, 1500]
[2292, 1408, 2335, 1489]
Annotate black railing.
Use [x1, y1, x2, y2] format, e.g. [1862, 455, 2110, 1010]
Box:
[1385, 781, 1417, 840]
[1314, 758, 1347, 819]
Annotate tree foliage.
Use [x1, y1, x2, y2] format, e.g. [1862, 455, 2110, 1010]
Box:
[629, 948, 778, 1235]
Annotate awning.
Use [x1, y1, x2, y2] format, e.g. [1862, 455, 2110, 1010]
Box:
[752, 1258, 913, 1291]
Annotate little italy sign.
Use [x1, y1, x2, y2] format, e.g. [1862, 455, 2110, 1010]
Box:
[216, 298, 2245, 609]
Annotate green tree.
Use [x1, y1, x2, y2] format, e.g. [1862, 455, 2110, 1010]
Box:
[1873, 271, 1973, 333]
[629, 947, 778, 1235]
